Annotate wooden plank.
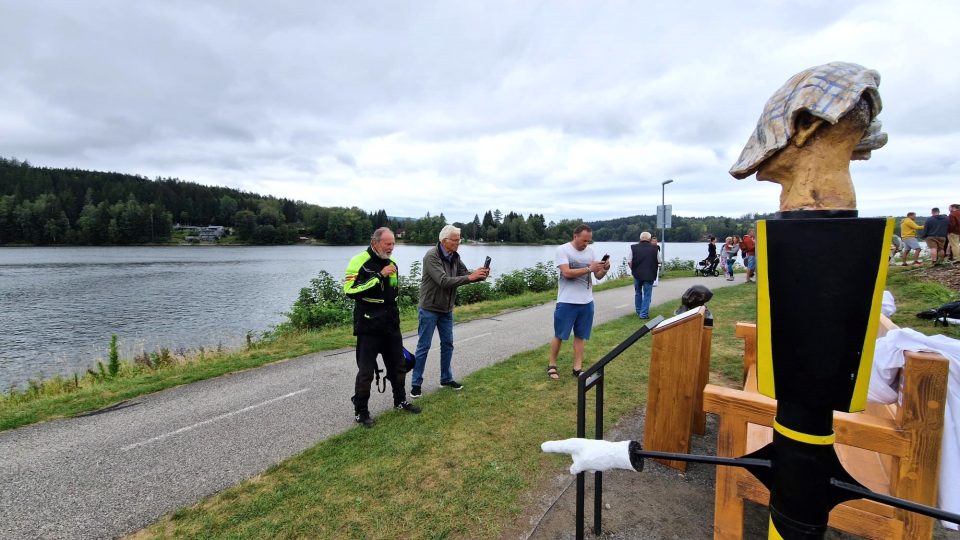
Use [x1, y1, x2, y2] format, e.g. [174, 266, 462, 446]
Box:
[644, 308, 705, 471]
[713, 414, 748, 540]
[737, 475, 897, 519]
[705, 388, 912, 457]
[693, 325, 712, 435]
[735, 322, 757, 384]
[894, 352, 948, 539]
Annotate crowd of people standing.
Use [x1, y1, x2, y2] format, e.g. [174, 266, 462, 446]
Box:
[340, 221, 771, 427]
[716, 230, 756, 282]
[893, 206, 959, 266]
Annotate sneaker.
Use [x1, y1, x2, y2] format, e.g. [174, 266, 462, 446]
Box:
[355, 412, 375, 428]
[410, 385, 422, 399]
[395, 401, 421, 414]
[726, 277, 734, 281]
[441, 380, 464, 390]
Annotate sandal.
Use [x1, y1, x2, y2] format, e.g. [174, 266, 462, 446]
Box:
[547, 365, 560, 380]
[572, 369, 583, 378]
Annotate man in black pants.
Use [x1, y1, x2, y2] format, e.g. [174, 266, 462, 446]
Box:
[343, 227, 420, 428]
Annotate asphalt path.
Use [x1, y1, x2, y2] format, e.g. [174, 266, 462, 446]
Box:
[0, 275, 739, 539]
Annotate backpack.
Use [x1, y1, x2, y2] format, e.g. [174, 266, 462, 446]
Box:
[916, 300, 960, 327]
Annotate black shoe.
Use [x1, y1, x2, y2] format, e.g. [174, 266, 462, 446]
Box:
[355, 412, 375, 428]
[410, 385, 422, 399]
[395, 401, 421, 414]
[441, 380, 464, 390]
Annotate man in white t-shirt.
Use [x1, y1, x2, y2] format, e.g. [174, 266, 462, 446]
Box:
[547, 224, 610, 380]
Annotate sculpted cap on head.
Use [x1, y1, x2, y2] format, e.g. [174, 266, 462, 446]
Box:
[729, 62, 887, 180]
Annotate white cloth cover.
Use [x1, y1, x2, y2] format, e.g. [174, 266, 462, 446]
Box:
[868, 328, 960, 529]
[541, 438, 633, 474]
[881, 290, 896, 317]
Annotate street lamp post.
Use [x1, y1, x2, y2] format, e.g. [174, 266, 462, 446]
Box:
[661, 179, 674, 262]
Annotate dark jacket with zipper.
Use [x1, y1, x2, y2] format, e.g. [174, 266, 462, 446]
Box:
[343, 246, 400, 336]
[419, 242, 471, 313]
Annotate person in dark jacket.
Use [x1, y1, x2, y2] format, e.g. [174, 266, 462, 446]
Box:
[628, 231, 660, 319]
[946, 204, 959, 262]
[921, 207, 949, 265]
[343, 227, 420, 428]
[410, 225, 489, 398]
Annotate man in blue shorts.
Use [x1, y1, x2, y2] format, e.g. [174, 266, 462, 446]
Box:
[547, 224, 610, 380]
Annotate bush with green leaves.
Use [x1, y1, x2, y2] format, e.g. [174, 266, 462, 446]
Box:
[495, 270, 527, 297]
[523, 261, 558, 292]
[397, 260, 421, 309]
[662, 257, 695, 272]
[613, 257, 631, 279]
[455, 281, 495, 305]
[287, 260, 564, 330]
[287, 270, 354, 329]
[108, 334, 120, 377]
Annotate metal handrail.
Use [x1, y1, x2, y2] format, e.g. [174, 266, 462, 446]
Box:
[575, 315, 664, 539]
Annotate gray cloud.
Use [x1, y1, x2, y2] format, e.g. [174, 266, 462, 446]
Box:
[1, 0, 955, 223]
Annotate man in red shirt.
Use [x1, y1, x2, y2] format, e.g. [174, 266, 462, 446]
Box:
[741, 229, 757, 282]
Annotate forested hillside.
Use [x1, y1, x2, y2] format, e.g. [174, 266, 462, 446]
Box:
[0, 157, 391, 245]
[586, 212, 773, 242]
[1, 157, 766, 246]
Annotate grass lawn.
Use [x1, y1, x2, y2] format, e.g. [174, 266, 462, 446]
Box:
[132, 267, 957, 539]
[133, 282, 756, 539]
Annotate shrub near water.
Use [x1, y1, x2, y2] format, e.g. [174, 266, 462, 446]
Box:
[287, 260, 560, 329]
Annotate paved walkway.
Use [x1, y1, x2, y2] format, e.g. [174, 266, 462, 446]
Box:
[0, 276, 739, 539]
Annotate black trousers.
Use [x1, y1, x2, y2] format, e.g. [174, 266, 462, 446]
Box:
[352, 330, 407, 414]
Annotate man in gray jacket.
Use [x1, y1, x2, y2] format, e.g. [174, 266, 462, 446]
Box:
[410, 225, 489, 398]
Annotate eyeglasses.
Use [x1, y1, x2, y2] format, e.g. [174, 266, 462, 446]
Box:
[444, 238, 462, 244]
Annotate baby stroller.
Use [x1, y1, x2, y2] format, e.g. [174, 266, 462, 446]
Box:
[694, 256, 720, 276]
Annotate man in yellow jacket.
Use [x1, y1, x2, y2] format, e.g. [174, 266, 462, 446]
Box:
[343, 227, 421, 428]
[899, 211, 923, 265]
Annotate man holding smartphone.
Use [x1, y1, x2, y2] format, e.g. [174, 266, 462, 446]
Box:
[547, 224, 610, 380]
[410, 225, 490, 398]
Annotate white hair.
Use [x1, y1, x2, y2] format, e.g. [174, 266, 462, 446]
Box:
[439, 224, 461, 241]
[639, 231, 652, 241]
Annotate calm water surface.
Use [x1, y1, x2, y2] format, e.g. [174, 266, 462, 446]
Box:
[0, 242, 709, 389]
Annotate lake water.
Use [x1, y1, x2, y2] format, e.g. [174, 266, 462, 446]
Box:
[0, 241, 711, 389]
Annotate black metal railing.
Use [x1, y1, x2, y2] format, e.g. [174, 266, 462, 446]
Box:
[575, 315, 664, 539]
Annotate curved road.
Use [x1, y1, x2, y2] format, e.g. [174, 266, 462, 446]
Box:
[0, 276, 738, 539]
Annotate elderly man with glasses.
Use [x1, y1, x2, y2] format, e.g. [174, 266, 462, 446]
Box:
[410, 225, 490, 398]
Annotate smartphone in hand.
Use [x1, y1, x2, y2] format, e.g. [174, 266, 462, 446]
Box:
[484, 256, 492, 269]
[601, 254, 610, 262]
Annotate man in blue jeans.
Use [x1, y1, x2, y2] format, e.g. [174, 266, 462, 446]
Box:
[628, 231, 660, 319]
[410, 225, 489, 398]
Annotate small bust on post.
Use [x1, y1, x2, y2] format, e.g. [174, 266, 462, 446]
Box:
[729, 62, 888, 212]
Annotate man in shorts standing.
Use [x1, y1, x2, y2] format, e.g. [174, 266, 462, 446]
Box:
[547, 224, 610, 380]
[921, 207, 949, 265]
[899, 211, 923, 265]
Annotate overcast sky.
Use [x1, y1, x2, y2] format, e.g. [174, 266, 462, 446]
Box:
[1, 1, 956, 223]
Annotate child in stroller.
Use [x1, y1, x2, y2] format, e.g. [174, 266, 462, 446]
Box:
[695, 256, 720, 276]
[695, 235, 721, 276]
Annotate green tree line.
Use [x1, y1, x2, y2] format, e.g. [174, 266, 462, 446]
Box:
[587, 213, 774, 242]
[2, 157, 769, 246]
[0, 157, 398, 246]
